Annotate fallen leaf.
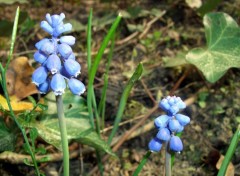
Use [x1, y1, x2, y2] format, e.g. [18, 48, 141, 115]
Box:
[0, 95, 41, 112]
[216, 154, 235, 176]
[6, 57, 38, 100]
[185, 0, 202, 8]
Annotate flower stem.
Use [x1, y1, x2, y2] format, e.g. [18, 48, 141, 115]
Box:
[165, 142, 171, 176]
[56, 95, 69, 176]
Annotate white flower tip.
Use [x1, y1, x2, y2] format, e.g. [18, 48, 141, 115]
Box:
[78, 87, 86, 95]
[74, 71, 81, 77]
[32, 81, 39, 87]
[50, 69, 58, 74]
[53, 89, 65, 96]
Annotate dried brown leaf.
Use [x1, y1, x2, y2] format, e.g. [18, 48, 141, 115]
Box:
[6, 57, 38, 100]
[216, 154, 235, 176]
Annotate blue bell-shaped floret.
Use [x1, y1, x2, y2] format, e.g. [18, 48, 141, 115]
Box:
[148, 137, 162, 152]
[168, 105, 179, 116]
[175, 114, 190, 126]
[68, 78, 85, 95]
[35, 38, 49, 50]
[45, 13, 52, 26]
[60, 36, 75, 46]
[32, 66, 48, 86]
[176, 125, 184, 133]
[169, 136, 183, 152]
[54, 23, 72, 37]
[156, 128, 171, 141]
[50, 73, 66, 95]
[64, 59, 81, 77]
[58, 43, 72, 59]
[168, 119, 181, 132]
[41, 21, 53, 35]
[40, 41, 55, 55]
[159, 98, 170, 112]
[175, 97, 186, 109]
[37, 79, 50, 94]
[67, 53, 76, 60]
[34, 51, 47, 64]
[154, 115, 170, 129]
[168, 97, 175, 106]
[46, 54, 61, 74]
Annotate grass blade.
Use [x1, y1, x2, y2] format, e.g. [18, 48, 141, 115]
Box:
[98, 33, 116, 129]
[5, 7, 19, 69]
[217, 127, 240, 176]
[87, 8, 92, 72]
[108, 63, 143, 145]
[87, 14, 122, 130]
[133, 151, 151, 176]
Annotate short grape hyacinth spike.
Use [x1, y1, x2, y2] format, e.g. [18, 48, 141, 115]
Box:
[148, 96, 190, 153]
[32, 13, 85, 96]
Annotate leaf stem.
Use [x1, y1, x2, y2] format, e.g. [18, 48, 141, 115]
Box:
[56, 95, 69, 176]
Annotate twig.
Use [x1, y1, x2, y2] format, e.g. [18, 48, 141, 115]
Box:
[169, 68, 190, 96]
[115, 31, 139, 45]
[101, 114, 145, 133]
[141, 79, 156, 104]
[138, 12, 166, 39]
[79, 144, 84, 176]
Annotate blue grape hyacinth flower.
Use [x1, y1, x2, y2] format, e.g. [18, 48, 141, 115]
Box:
[32, 13, 85, 96]
[148, 96, 190, 153]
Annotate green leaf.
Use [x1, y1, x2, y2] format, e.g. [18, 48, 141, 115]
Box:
[127, 24, 144, 32]
[0, 118, 16, 152]
[26, 118, 114, 156]
[29, 128, 38, 142]
[163, 51, 188, 67]
[23, 158, 34, 166]
[66, 19, 85, 32]
[186, 12, 240, 83]
[20, 90, 115, 156]
[197, 0, 223, 16]
[44, 91, 88, 118]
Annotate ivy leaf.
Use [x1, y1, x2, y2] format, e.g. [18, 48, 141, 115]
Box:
[19, 91, 115, 156]
[0, 118, 16, 152]
[186, 12, 240, 83]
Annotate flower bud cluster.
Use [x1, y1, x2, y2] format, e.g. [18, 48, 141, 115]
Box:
[32, 13, 85, 96]
[148, 96, 190, 153]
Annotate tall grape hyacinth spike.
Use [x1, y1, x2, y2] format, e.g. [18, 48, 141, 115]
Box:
[148, 96, 190, 153]
[32, 13, 85, 96]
